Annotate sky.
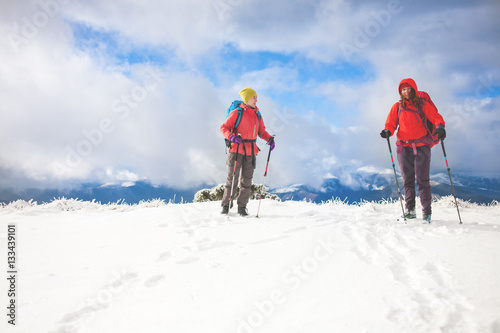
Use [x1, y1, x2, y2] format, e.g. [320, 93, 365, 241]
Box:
[1, 0, 499, 193]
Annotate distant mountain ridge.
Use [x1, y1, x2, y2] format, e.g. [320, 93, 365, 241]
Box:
[1, 172, 499, 205]
[0, 181, 195, 205]
[273, 172, 500, 204]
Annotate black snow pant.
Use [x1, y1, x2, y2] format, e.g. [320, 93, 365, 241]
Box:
[397, 145, 432, 215]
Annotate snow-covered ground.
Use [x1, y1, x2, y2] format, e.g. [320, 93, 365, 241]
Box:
[1, 197, 499, 333]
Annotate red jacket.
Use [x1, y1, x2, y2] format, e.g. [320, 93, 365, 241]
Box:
[221, 103, 272, 155]
[385, 78, 445, 147]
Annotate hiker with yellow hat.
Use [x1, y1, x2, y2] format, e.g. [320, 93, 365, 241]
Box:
[220, 88, 275, 216]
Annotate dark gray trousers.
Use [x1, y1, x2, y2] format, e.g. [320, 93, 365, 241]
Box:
[397, 145, 432, 215]
[221, 153, 255, 208]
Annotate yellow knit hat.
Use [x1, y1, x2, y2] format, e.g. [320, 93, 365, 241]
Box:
[239, 87, 257, 104]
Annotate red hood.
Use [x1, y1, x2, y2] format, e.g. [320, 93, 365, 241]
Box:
[398, 78, 418, 94]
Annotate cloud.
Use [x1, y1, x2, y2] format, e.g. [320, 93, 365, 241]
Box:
[0, 0, 499, 194]
[0, 8, 226, 189]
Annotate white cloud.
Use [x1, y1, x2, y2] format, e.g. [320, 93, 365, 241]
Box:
[1, 0, 499, 193]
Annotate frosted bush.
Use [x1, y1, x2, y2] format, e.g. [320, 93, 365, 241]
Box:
[193, 183, 281, 202]
[194, 189, 213, 202]
[1, 194, 496, 212]
[1, 199, 38, 210]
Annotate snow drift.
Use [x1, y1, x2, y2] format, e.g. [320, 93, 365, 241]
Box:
[1, 197, 499, 333]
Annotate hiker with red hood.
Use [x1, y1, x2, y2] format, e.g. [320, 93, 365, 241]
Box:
[380, 78, 446, 222]
[220, 87, 275, 216]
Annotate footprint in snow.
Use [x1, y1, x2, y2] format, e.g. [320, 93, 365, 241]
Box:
[157, 251, 173, 262]
[49, 271, 139, 332]
[342, 225, 375, 264]
[196, 238, 235, 251]
[144, 275, 166, 288]
[176, 257, 200, 264]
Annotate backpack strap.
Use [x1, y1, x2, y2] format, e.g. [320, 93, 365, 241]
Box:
[234, 108, 243, 131]
[396, 100, 438, 153]
[397, 100, 423, 125]
[226, 100, 244, 133]
[398, 100, 436, 137]
[224, 101, 262, 150]
[234, 107, 261, 133]
[240, 139, 258, 167]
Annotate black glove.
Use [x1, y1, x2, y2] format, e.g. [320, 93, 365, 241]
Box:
[433, 127, 446, 140]
[380, 129, 391, 138]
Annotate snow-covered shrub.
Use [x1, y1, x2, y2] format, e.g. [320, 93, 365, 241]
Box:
[194, 183, 280, 202]
[46, 198, 105, 211]
[210, 184, 226, 200]
[1, 199, 38, 210]
[137, 198, 167, 208]
[194, 189, 213, 202]
[250, 184, 281, 201]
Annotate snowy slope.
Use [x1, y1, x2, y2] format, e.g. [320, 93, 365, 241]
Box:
[1, 197, 500, 333]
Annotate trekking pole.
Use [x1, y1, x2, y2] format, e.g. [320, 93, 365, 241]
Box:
[385, 137, 406, 222]
[228, 135, 241, 218]
[440, 140, 463, 224]
[256, 144, 272, 218]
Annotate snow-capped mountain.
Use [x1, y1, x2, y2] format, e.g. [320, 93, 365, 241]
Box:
[273, 172, 500, 204]
[0, 181, 196, 205]
[1, 172, 499, 205]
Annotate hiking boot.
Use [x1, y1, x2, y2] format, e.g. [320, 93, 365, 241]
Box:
[403, 208, 416, 219]
[238, 206, 249, 216]
[221, 206, 229, 214]
[423, 214, 431, 223]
